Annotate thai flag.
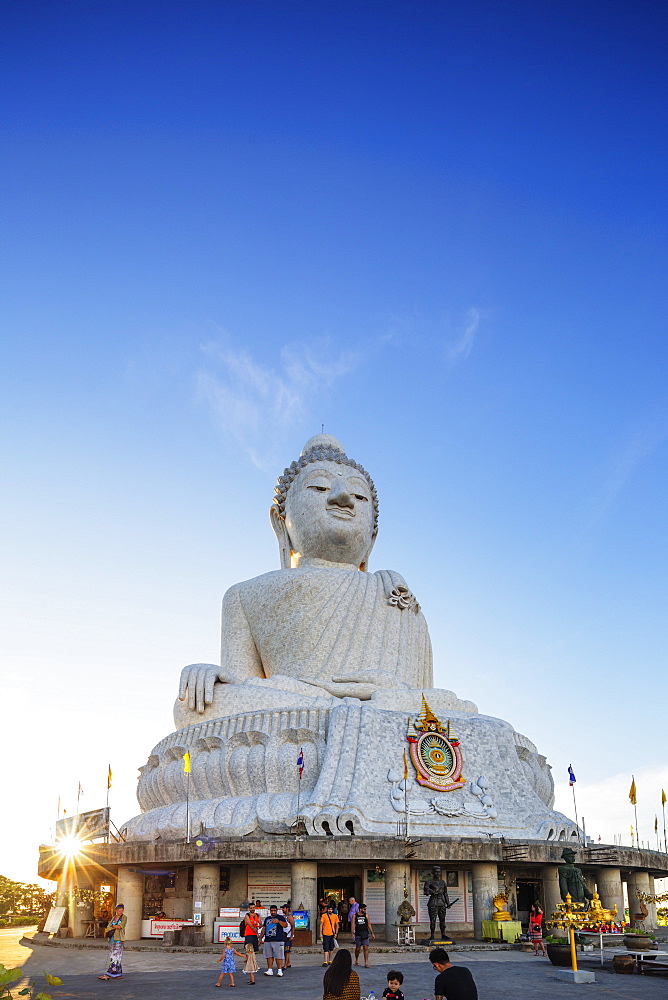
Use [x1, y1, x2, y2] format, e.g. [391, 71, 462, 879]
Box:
[297, 749, 304, 778]
[568, 765, 576, 786]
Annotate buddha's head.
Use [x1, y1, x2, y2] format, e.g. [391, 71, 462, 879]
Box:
[271, 434, 378, 570]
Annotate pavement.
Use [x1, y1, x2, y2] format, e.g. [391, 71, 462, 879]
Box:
[3, 926, 668, 999]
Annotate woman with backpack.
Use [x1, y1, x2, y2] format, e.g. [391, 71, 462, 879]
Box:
[241, 904, 261, 952]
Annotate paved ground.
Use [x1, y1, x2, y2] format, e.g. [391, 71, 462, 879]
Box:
[3, 927, 667, 999]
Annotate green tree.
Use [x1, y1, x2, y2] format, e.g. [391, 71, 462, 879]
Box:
[0, 877, 54, 920]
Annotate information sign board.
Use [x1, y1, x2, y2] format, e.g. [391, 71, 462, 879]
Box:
[55, 808, 110, 842]
[147, 918, 194, 938]
[44, 906, 66, 934]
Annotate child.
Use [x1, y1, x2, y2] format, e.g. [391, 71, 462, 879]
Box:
[244, 940, 259, 985]
[383, 969, 405, 1000]
[215, 937, 245, 987]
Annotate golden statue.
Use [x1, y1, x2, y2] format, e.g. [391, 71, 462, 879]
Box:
[581, 891, 618, 931]
[492, 892, 512, 921]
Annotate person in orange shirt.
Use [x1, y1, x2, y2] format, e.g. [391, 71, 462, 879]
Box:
[243, 904, 261, 953]
[320, 904, 340, 966]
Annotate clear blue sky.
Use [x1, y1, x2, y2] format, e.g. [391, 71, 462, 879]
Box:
[2, 0, 667, 883]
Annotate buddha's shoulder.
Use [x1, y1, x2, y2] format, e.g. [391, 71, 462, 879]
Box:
[225, 567, 410, 601]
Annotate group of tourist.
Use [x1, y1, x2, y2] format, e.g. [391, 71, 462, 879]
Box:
[321, 948, 477, 1000]
[96, 899, 478, 999]
[319, 897, 375, 967]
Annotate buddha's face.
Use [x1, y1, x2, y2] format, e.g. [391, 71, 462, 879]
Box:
[284, 460, 375, 568]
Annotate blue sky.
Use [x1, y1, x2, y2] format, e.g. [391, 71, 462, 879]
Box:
[2, 0, 667, 883]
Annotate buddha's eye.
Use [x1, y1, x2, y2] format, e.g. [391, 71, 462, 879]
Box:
[308, 485, 329, 492]
[353, 493, 368, 502]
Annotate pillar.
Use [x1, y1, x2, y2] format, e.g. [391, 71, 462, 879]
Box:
[384, 862, 412, 943]
[471, 863, 498, 941]
[542, 865, 562, 922]
[625, 871, 650, 927]
[291, 861, 318, 943]
[116, 867, 144, 940]
[631, 871, 651, 928]
[193, 863, 220, 942]
[56, 864, 74, 936]
[646, 876, 658, 930]
[597, 868, 624, 924]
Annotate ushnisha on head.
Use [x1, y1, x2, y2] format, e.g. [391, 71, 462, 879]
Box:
[271, 434, 379, 571]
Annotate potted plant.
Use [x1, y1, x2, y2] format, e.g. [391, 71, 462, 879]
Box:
[623, 929, 655, 951]
[545, 935, 572, 967]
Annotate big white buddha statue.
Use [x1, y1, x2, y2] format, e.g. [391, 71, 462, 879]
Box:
[127, 433, 576, 843]
[175, 434, 433, 726]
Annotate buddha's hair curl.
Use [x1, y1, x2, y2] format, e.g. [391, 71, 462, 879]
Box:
[273, 444, 379, 538]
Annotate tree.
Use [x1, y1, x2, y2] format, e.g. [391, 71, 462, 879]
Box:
[0, 876, 54, 919]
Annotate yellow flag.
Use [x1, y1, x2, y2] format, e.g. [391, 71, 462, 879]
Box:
[183, 751, 191, 774]
[107, 765, 113, 790]
[662, 789, 667, 807]
[403, 749, 409, 781]
[629, 778, 637, 805]
[630, 824, 634, 838]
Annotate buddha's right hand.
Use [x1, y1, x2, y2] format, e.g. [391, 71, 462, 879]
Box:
[178, 663, 239, 713]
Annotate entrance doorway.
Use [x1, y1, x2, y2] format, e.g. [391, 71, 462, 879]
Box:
[317, 876, 360, 937]
[516, 879, 542, 928]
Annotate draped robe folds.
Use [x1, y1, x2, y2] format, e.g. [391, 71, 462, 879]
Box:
[172, 565, 434, 728]
[227, 566, 433, 691]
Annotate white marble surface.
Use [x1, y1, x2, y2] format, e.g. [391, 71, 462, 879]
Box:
[125, 691, 576, 842]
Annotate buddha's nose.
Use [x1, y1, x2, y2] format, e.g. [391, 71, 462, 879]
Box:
[328, 479, 354, 509]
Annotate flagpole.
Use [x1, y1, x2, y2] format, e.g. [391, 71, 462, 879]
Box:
[632, 775, 639, 846]
[403, 749, 409, 839]
[662, 792, 667, 854]
[186, 770, 191, 843]
[571, 784, 581, 843]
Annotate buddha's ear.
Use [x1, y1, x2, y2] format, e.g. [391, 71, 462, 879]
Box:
[270, 505, 292, 569]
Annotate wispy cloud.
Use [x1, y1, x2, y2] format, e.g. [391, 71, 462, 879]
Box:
[598, 406, 668, 513]
[197, 334, 363, 468]
[444, 307, 482, 367]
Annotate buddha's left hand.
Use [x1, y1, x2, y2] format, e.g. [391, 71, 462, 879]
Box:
[319, 670, 408, 700]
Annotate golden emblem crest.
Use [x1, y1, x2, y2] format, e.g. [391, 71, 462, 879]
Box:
[406, 696, 465, 792]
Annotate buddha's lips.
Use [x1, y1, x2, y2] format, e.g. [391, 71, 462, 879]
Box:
[327, 506, 355, 518]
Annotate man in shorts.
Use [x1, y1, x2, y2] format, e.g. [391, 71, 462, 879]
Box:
[430, 947, 478, 1000]
[243, 903, 261, 953]
[281, 904, 295, 969]
[320, 903, 339, 966]
[259, 905, 288, 976]
[353, 903, 375, 967]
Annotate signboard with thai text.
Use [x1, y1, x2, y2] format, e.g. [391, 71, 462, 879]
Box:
[148, 918, 194, 938]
